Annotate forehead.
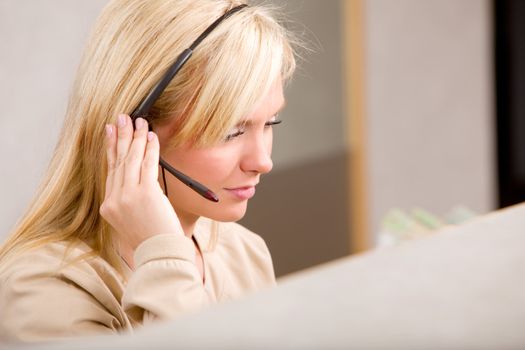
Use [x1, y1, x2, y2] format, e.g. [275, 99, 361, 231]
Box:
[244, 77, 285, 121]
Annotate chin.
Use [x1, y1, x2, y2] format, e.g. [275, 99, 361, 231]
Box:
[207, 201, 248, 222]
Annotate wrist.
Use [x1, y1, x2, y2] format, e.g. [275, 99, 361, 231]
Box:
[133, 234, 196, 268]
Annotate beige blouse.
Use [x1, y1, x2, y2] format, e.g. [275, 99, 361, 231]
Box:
[0, 218, 276, 343]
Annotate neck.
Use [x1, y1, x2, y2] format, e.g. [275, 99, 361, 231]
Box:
[175, 209, 200, 239]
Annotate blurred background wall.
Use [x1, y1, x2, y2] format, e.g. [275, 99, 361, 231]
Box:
[364, 0, 495, 237]
[0, 0, 110, 243]
[0, 0, 496, 277]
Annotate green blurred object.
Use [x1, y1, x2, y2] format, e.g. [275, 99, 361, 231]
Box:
[411, 208, 445, 230]
[378, 205, 478, 247]
[381, 208, 429, 240]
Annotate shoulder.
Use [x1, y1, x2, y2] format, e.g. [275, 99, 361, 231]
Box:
[0, 241, 126, 342]
[0, 240, 90, 281]
[0, 240, 123, 284]
[0, 240, 126, 304]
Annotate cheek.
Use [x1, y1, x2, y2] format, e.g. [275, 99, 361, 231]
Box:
[266, 131, 274, 154]
[164, 147, 239, 186]
[162, 147, 249, 222]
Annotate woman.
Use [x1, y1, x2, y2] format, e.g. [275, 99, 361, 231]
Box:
[0, 0, 296, 342]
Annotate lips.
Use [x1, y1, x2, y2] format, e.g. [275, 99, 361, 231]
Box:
[224, 186, 256, 200]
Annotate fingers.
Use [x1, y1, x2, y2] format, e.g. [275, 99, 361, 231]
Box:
[104, 124, 117, 199]
[141, 131, 160, 186]
[112, 114, 134, 189]
[123, 117, 149, 186]
[104, 114, 159, 196]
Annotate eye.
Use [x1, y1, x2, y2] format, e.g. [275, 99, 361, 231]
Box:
[224, 115, 282, 142]
[265, 115, 283, 128]
[224, 128, 245, 141]
[265, 120, 282, 127]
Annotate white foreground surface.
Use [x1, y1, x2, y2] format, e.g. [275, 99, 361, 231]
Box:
[8, 203, 525, 349]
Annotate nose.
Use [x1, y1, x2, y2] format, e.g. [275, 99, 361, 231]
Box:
[240, 132, 273, 175]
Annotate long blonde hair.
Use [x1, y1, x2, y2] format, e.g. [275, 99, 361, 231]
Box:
[0, 0, 296, 269]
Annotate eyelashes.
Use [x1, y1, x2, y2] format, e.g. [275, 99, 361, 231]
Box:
[266, 120, 282, 127]
[224, 118, 283, 141]
[225, 130, 244, 141]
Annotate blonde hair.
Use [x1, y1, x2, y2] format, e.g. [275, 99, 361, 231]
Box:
[0, 0, 296, 270]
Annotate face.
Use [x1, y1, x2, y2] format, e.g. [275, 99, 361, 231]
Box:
[155, 77, 285, 227]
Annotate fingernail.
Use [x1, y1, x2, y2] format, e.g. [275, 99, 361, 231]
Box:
[135, 117, 144, 130]
[105, 124, 113, 137]
[147, 131, 155, 142]
[118, 114, 127, 128]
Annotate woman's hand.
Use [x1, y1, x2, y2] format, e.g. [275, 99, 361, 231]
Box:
[100, 114, 184, 254]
